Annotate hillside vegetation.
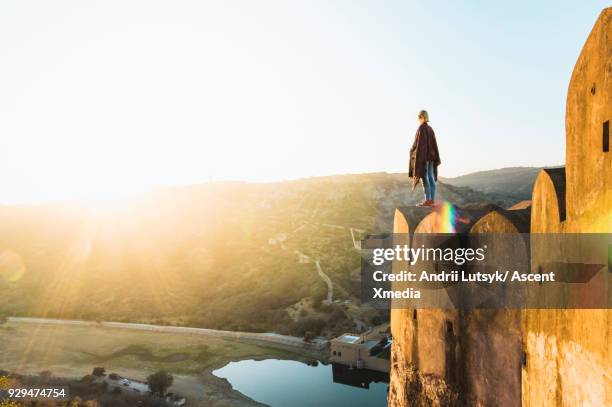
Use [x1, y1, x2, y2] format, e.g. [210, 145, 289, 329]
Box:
[0, 172, 526, 336]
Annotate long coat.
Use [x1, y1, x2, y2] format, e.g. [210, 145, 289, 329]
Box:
[409, 123, 441, 189]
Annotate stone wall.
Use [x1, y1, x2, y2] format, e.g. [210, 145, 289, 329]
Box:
[389, 8, 611, 407]
[565, 8, 612, 233]
[521, 8, 611, 406]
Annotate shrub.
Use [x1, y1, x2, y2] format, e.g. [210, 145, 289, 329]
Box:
[146, 371, 173, 397]
[92, 367, 106, 377]
[80, 374, 96, 383]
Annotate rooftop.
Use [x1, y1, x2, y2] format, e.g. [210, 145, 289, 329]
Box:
[336, 334, 361, 344]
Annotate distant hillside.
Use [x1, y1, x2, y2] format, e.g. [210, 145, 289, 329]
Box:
[0, 172, 522, 337]
[440, 167, 548, 200]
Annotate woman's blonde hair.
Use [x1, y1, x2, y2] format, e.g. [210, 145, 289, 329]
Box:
[418, 110, 429, 122]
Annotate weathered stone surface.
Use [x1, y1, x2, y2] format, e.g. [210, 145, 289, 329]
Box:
[523, 8, 611, 407]
[530, 168, 565, 233]
[565, 8, 612, 232]
[471, 207, 530, 233]
[508, 200, 532, 210]
[390, 206, 526, 406]
[521, 309, 611, 407]
[389, 308, 461, 407]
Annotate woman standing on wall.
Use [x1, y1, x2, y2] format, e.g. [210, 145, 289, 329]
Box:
[409, 110, 441, 207]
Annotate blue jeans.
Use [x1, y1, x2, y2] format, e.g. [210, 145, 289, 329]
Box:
[422, 161, 436, 201]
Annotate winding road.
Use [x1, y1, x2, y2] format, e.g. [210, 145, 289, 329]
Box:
[315, 260, 333, 304]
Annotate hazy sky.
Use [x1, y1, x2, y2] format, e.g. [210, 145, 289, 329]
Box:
[0, 1, 608, 203]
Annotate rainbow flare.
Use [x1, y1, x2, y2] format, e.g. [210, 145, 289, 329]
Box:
[436, 201, 457, 233]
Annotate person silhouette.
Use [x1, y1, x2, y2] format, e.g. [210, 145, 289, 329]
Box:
[409, 110, 441, 207]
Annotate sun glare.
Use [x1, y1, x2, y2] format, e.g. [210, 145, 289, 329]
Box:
[73, 183, 150, 211]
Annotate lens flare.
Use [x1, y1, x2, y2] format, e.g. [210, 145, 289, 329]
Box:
[0, 250, 26, 282]
[434, 201, 457, 233]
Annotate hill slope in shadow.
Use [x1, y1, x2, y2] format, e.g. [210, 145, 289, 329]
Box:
[439, 166, 548, 200]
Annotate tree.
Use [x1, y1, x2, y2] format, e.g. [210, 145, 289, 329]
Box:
[309, 282, 327, 308]
[92, 367, 106, 377]
[146, 371, 173, 397]
[80, 374, 96, 383]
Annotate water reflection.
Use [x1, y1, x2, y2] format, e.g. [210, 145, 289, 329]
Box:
[213, 359, 388, 407]
[331, 363, 389, 389]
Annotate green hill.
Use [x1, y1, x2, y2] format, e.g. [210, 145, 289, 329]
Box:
[0, 172, 525, 337]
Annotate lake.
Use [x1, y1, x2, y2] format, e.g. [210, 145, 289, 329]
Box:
[213, 359, 388, 407]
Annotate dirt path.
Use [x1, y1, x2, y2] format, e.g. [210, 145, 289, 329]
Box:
[8, 317, 328, 351]
[314, 260, 333, 304]
[292, 249, 333, 304]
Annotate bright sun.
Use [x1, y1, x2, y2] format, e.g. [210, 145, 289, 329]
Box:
[70, 180, 151, 210]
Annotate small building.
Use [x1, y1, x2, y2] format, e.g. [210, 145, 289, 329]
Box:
[330, 326, 390, 373]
